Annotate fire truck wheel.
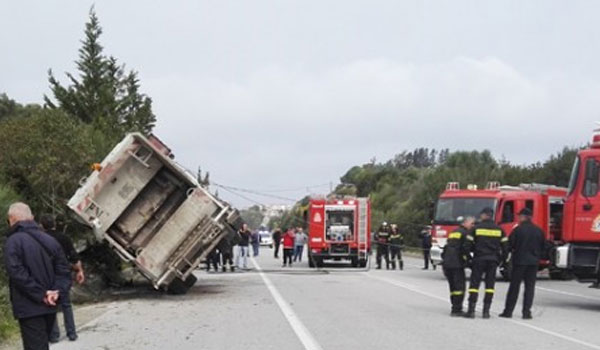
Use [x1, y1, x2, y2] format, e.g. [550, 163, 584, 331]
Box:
[549, 269, 574, 280]
[308, 255, 315, 268]
[358, 259, 367, 268]
[351, 257, 359, 268]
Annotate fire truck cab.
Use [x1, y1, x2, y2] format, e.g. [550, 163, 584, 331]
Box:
[306, 197, 371, 268]
[431, 182, 567, 279]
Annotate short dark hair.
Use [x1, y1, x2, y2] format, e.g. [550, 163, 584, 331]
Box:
[39, 214, 55, 231]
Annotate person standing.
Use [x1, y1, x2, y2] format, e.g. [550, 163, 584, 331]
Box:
[272, 228, 282, 259]
[236, 224, 251, 270]
[375, 222, 390, 269]
[4, 203, 71, 350]
[39, 214, 85, 343]
[389, 224, 404, 270]
[205, 247, 220, 272]
[464, 207, 509, 319]
[293, 227, 307, 263]
[282, 228, 295, 267]
[219, 234, 235, 272]
[421, 228, 433, 270]
[500, 208, 546, 320]
[442, 216, 475, 316]
[251, 230, 260, 257]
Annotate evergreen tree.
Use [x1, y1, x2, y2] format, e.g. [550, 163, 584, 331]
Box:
[45, 7, 156, 136]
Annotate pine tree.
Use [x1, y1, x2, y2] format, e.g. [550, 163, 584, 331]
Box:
[45, 7, 156, 136]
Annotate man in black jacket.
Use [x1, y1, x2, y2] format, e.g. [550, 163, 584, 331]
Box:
[442, 216, 475, 316]
[40, 214, 85, 342]
[421, 229, 433, 270]
[272, 228, 282, 259]
[500, 208, 545, 319]
[464, 207, 509, 319]
[3, 203, 71, 350]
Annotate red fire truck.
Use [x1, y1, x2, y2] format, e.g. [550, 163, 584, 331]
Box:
[305, 197, 371, 268]
[430, 182, 567, 279]
[555, 127, 600, 283]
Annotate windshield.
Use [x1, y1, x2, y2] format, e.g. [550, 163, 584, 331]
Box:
[434, 197, 496, 224]
[567, 156, 581, 195]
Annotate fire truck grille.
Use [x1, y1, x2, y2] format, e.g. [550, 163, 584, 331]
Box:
[330, 243, 350, 255]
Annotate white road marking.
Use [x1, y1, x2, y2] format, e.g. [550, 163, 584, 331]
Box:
[251, 258, 323, 350]
[536, 286, 600, 302]
[366, 273, 600, 350]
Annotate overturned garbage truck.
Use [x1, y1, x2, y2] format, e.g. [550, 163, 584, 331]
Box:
[68, 133, 241, 294]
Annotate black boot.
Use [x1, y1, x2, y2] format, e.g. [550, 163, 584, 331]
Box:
[391, 261, 396, 270]
[482, 303, 491, 319]
[399, 260, 404, 270]
[464, 302, 476, 318]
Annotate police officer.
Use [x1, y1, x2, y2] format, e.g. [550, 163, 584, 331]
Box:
[500, 208, 545, 319]
[442, 216, 475, 316]
[464, 207, 509, 319]
[375, 222, 390, 269]
[389, 224, 404, 270]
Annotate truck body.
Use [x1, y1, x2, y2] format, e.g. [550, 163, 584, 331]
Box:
[306, 197, 371, 268]
[555, 129, 600, 282]
[67, 133, 241, 293]
[430, 182, 567, 278]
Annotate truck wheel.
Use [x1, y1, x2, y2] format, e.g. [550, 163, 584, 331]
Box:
[167, 274, 197, 295]
[351, 257, 359, 268]
[308, 254, 315, 268]
[358, 258, 367, 268]
[549, 269, 574, 281]
[316, 257, 324, 268]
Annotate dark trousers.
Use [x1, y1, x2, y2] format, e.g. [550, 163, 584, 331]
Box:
[423, 249, 431, 269]
[293, 245, 304, 262]
[221, 251, 234, 271]
[444, 267, 466, 312]
[376, 245, 389, 269]
[503, 264, 538, 316]
[19, 313, 56, 350]
[390, 248, 403, 269]
[50, 292, 76, 340]
[274, 242, 281, 258]
[283, 248, 293, 265]
[468, 260, 499, 307]
[206, 252, 220, 271]
[252, 243, 260, 257]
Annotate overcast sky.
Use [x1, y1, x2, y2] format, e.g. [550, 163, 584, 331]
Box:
[2, 1, 599, 207]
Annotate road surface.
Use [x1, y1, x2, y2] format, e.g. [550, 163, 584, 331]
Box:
[48, 251, 600, 350]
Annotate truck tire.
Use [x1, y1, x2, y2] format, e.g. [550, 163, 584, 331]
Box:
[358, 258, 367, 268]
[549, 269, 574, 281]
[308, 254, 315, 268]
[351, 257, 359, 268]
[316, 257, 324, 268]
[167, 274, 197, 295]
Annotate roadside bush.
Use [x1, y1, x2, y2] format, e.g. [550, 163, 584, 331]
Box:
[0, 184, 21, 341]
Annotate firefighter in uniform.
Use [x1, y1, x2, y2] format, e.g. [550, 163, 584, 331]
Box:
[389, 224, 404, 270]
[464, 207, 509, 319]
[375, 222, 391, 269]
[442, 216, 475, 316]
[500, 208, 546, 319]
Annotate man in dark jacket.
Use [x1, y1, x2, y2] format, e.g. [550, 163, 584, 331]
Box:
[442, 216, 475, 316]
[500, 208, 546, 319]
[421, 228, 433, 270]
[375, 222, 390, 269]
[272, 228, 282, 258]
[464, 207, 509, 319]
[3, 203, 71, 350]
[389, 224, 404, 270]
[40, 214, 84, 343]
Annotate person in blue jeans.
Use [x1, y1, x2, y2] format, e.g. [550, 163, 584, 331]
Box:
[40, 214, 85, 343]
[293, 227, 307, 262]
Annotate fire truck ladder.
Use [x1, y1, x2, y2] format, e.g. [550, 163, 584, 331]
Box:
[357, 198, 368, 261]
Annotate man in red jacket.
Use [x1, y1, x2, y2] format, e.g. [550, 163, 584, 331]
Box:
[282, 228, 295, 267]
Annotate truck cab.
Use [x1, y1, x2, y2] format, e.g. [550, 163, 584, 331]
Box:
[556, 132, 600, 281]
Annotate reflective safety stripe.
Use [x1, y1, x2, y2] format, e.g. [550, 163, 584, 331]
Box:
[468, 288, 479, 293]
[448, 232, 462, 239]
[485, 289, 495, 294]
[475, 229, 502, 237]
[451, 291, 464, 296]
[466, 235, 474, 241]
[501, 237, 509, 242]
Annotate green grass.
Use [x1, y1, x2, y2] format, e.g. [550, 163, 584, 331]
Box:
[0, 289, 18, 342]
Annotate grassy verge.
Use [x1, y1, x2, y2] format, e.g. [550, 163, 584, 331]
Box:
[0, 288, 18, 342]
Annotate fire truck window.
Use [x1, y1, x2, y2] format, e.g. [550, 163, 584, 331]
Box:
[501, 201, 515, 223]
[583, 158, 600, 197]
[326, 210, 354, 241]
[525, 200, 534, 212]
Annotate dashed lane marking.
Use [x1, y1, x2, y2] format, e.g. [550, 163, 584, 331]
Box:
[251, 257, 323, 350]
[366, 273, 600, 350]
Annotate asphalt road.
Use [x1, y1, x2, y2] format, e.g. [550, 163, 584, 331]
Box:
[49, 249, 600, 350]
